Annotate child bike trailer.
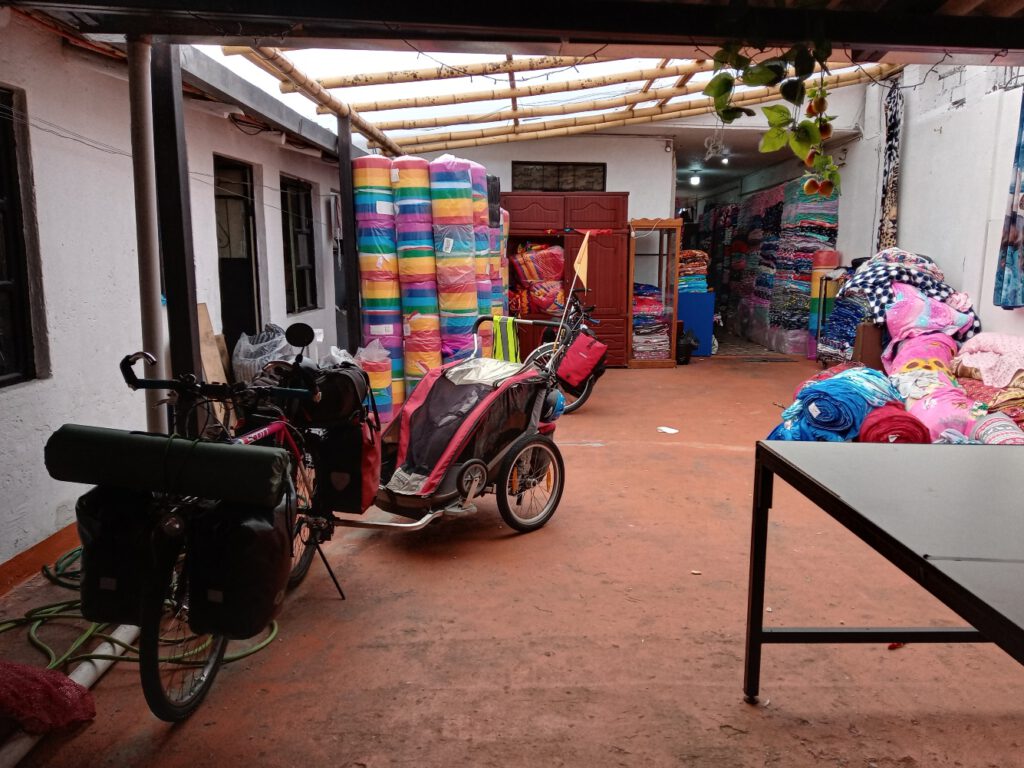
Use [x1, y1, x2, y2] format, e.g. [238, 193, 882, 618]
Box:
[374, 357, 565, 532]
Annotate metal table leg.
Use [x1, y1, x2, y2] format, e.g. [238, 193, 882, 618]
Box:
[743, 455, 773, 704]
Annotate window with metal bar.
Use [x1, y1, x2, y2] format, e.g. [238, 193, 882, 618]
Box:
[511, 161, 607, 192]
[280, 176, 317, 313]
[0, 88, 35, 387]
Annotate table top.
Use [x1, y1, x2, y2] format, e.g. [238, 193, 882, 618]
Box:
[757, 441, 1024, 659]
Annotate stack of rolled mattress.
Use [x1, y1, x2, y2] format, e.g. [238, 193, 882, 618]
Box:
[469, 161, 493, 355]
[354, 155, 402, 409]
[500, 208, 511, 313]
[429, 155, 477, 361]
[392, 155, 442, 393]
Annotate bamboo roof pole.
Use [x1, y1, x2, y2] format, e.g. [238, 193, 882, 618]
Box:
[389, 65, 888, 150]
[657, 62, 703, 107]
[506, 54, 520, 127]
[352, 60, 847, 125]
[280, 55, 619, 92]
[400, 73, 885, 154]
[348, 60, 715, 113]
[627, 57, 670, 113]
[247, 47, 404, 156]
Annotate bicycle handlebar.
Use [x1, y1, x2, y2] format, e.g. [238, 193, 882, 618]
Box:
[119, 352, 315, 401]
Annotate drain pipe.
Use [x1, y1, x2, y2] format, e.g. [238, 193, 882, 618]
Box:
[127, 36, 168, 433]
[0, 624, 141, 767]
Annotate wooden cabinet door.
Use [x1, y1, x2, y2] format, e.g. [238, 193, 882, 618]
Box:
[565, 194, 627, 230]
[500, 193, 564, 231]
[564, 234, 628, 316]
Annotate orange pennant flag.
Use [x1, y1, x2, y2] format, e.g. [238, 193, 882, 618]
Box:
[573, 231, 590, 288]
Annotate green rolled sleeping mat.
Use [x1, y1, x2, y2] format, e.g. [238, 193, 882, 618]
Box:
[44, 425, 292, 508]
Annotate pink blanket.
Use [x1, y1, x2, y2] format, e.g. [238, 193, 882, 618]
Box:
[952, 332, 1024, 388]
[881, 283, 975, 369]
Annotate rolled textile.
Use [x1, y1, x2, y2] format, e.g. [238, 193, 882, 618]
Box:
[769, 366, 900, 442]
[403, 312, 443, 389]
[392, 155, 432, 223]
[489, 225, 504, 314]
[356, 216, 404, 409]
[881, 282, 976, 368]
[470, 162, 493, 318]
[857, 403, 930, 444]
[952, 332, 1024, 388]
[500, 208, 511, 313]
[357, 354, 393, 423]
[353, 156, 394, 220]
[970, 412, 1024, 444]
[430, 155, 477, 360]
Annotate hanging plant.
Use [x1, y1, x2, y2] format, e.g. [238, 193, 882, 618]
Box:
[702, 42, 840, 195]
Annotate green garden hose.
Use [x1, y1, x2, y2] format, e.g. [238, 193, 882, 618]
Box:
[0, 548, 278, 670]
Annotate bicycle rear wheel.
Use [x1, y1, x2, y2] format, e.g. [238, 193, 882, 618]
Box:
[139, 530, 227, 722]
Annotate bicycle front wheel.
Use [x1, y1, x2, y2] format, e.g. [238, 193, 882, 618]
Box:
[139, 534, 227, 722]
[287, 437, 320, 590]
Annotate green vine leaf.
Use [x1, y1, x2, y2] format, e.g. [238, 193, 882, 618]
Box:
[719, 106, 756, 123]
[703, 72, 735, 98]
[793, 47, 816, 79]
[761, 104, 794, 128]
[742, 63, 784, 86]
[779, 77, 806, 105]
[788, 119, 822, 159]
[759, 126, 790, 153]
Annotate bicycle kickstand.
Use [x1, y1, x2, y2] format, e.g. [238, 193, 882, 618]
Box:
[315, 543, 346, 600]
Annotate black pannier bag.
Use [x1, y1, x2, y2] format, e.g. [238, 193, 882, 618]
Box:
[292, 364, 368, 428]
[75, 486, 154, 625]
[186, 487, 293, 640]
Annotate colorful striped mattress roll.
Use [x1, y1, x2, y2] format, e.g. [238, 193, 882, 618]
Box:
[356, 213, 404, 410]
[356, 353, 393, 423]
[392, 155, 433, 224]
[430, 155, 477, 361]
[353, 156, 395, 221]
[402, 311, 442, 392]
[489, 225, 504, 315]
[500, 208, 510, 313]
[429, 154, 474, 225]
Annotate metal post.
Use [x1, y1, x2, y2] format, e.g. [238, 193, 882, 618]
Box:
[150, 40, 201, 380]
[126, 36, 168, 433]
[336, 114, 362, 354]
[743, 449, 774, 704]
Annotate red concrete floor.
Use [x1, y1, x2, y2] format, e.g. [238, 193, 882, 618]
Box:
[6, 356, 1024, 767]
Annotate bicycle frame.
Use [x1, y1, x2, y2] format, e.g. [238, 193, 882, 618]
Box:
[232, 417, 301, 456]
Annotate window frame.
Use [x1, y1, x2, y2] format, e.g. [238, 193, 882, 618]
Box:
[511, 161, 608, 193]
[279, 175, 318, 314]
[0, 86, 37, 387]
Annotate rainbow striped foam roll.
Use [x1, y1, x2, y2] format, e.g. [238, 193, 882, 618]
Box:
[500, 208, 511, 313]
[392, 156, 433, 224]
[353, 156, 395, 221]
[396, 222, 436, 284]
[474, 224, 492, 317]
[402, 312, 442, 392]
[357, 355, 393, 423]
[469, 161, 489, 228]
[429, 154, 473, 226]
[489, 225, 504, 314]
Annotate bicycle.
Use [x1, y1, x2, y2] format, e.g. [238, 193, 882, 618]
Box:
[523, 288, 604, 414]
[112, 348, 342, 721]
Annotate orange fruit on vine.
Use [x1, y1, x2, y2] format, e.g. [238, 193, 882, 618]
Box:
[803, 177, 820, 195]
[819, 180, 835, 197]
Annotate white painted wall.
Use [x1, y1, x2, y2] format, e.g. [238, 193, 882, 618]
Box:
[0, 17, 340, 564]
[422, 134, 675, 220]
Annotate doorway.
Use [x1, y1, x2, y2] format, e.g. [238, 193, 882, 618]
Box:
[214, 156, 260, 353]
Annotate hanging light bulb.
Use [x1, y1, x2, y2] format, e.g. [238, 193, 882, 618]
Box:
[689, 173, 701, 186]
[721, 156, 730, 166]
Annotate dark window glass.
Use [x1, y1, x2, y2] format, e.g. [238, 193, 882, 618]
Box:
[511, 161, 606, 192]
[0, 88, 34, 386]
[280, 177, 317, 313]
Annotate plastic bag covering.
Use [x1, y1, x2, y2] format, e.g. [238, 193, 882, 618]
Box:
[557, 335, 608, 389]
[293, 364, 368, 428]
[470, 162, 493, 319]
[356, 339, 393, 422]
[186, 489, 292, 639]
[75, 485, 153, 625]
[511, 243, 565, 315]
[0, 661, 95, 734]
[357, 218, 404, 408]
[384, 362, 543, 496]
[232, 324, 293, 383]
[445, 357, 525, 386]
[45, 425, 291, 507]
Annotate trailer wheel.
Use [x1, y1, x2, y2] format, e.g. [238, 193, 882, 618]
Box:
[496, 434, 564, 532]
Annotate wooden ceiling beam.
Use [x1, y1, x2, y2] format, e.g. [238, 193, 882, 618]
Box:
[246, 47, 403, 156]
[347, 60, 713, 113]
[627, 57, 670, 113]
[386, 65, 896, 152]
[276, 54, 618, 92]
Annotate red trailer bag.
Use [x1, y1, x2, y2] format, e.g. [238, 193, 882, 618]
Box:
[557, 335, 608, 392]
